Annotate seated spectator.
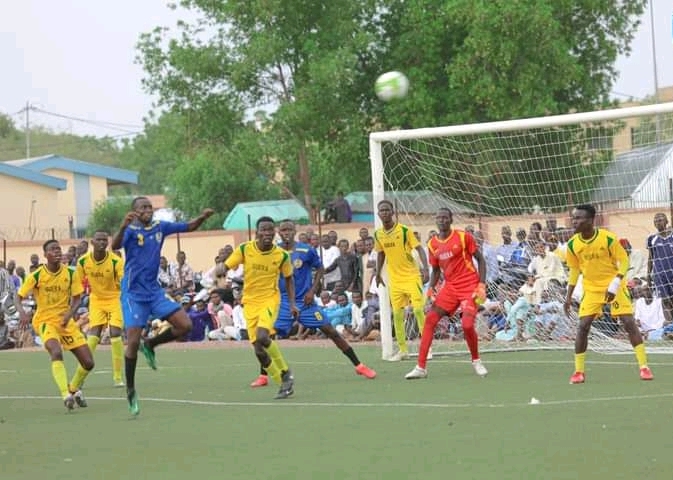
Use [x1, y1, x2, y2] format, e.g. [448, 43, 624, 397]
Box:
[496, 275, 536, 342]
[0, 311, 16, 350]
[324, 293, 352, 333]
[532, 290, 563, 341]
[634, 284, 666, 340]
[186, 295, 215, 342]
[528, 242, 567, 303]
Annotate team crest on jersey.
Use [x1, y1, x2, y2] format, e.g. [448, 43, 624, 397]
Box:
[156, 232, 162, 242]
[137, 234, 144, 246]
[293, 258, 303, 269]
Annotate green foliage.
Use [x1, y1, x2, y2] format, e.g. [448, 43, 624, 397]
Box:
[131, 0, 647, 215]
[86, 197, 130, 237]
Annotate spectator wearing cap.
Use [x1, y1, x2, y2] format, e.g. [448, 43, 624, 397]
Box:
[620, 238, 648, 282]
[183, 294, 213, 342]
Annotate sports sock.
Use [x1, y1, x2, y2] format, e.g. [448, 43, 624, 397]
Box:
[69, 365, 91, 392]
[87, 334, 100, 353]
[260, 366, 268, 376]
[461, 311, 480, 361]
[264, 360, 282, 384]
[265, 341, 289, 372]
[342, 347, 360, 367]
[413, 306, 425, 336]
[633, 343, 648, 368]
[392, 308, 407, 353]
[418, 310, 440, 369]
[146, 327, 176, 348]
[125, 355, 137, 390]
[111, 336, 124, 383]
[51, 360, 70, 399]
[574, 352, 586, 373]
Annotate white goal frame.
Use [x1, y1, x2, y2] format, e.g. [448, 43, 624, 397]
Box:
[370, 101, 673, 361]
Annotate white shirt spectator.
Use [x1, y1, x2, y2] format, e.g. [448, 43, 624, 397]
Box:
[320, 245, 341, 286]
[351, 300, 368, 334]
[635, 296, 665, 333]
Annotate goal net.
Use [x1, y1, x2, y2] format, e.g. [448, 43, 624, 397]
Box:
[369, 102, 673, 360]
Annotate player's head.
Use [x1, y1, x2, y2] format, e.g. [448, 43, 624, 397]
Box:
[91, 231, 109, 253]
[131, 196, 153, 224]
[256, 216, 276, 250]
[571, 204, 596, 234]
[653, 212, 669, 233]
[435, 207, 453, 232]
[377, 200, 394, 224]
[278, 219, 296, 244]
[42, 239, 61, 264]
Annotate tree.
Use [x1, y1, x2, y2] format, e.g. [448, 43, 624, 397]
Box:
[86, 197, 131, 237]
[136, 0, 647, 213]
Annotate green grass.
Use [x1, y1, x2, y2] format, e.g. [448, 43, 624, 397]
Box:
[2, 345, 673, 480]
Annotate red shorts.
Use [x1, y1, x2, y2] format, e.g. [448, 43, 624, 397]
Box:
[434, 282, 478, 315]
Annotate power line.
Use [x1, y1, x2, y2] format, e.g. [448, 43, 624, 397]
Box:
[30, 107, 144, 133]
[0, 130, 140, 156]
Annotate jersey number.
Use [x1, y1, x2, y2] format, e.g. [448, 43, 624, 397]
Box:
[60, 335, 74, 345]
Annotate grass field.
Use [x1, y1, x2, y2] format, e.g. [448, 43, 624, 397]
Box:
[2, 343, 673, 480]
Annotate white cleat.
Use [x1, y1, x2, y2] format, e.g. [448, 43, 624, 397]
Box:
[405, 366, 428, 380]
[114, 381, 126, 388]
[387, 351, 410, 362]
[472, 359, 488, 377]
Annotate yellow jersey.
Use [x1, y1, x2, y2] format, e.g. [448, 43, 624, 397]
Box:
[18, 264, 84, 324]
[566, 228, 629, 293]
[76, 251, 124, 304]
[374, 223, 421, 281]
[225, 241, 292, 305]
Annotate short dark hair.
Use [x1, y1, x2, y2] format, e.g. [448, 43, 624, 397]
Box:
[377, 200, 394, 209]
[437, 207, 453, 215]
[132, 196, 149, 209]
[256, 216, 275, 229]
[43, 239, 58, 252]
[575, 204, 596, 219]
[279, 218, 294, 225]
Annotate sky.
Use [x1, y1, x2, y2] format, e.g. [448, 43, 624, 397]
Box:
[0, 0, 671, 141]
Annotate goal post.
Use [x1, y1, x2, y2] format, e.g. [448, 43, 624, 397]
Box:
[370, 101, 673, 361]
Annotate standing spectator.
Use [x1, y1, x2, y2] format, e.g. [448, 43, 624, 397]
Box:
[326, 191, 352, 223]
[5, 260, 21, 291]
[325, 239, 359, 292]
[647, 213, 673, 324]
[320, 234, 341, 291]
[157, 256, 173, 290]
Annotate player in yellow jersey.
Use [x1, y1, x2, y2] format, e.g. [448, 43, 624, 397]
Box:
[76, 231, 125, 387]
[16, 240, 95, 411]
[564, 204, 653, 384]
[374, 200, 430, 361]
[216, 216, 297, 399]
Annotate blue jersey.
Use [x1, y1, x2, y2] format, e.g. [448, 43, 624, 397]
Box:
[121, 220, 188, 301]
[647, 232, 673, 295]
[278, 241, 323, 302]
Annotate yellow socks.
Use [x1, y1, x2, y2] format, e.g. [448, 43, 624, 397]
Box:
[51, 361, 70, 399]
[634, 343, 648, 368]
[574, 352, 586, 373]
[69, 365, 91, 392]
[413, 307, 425, 334]
[110, 336, 124, 383]
[87, 334, 100, 353]
[263, 341, 289, 385]
[393, 309, 408, 353]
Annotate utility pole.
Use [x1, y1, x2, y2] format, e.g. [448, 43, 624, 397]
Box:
[649, 0, 661, 144]
[24, 100, 31, 159]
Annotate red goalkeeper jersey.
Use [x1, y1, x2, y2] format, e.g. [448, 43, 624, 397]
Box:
[428, 230, 479, 289]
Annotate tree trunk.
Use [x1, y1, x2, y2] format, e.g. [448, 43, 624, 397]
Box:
[297, 141, 315, 222]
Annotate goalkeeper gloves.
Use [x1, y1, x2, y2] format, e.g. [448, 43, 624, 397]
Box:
[473, 282, 486, 305]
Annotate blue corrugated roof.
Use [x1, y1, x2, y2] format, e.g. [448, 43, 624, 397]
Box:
[0, 162, 67, 190]
[5, 154, 138, 185]
[223, 199, 309, 230]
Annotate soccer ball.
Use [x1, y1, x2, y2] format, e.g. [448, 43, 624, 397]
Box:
[374, 71, 409, 101]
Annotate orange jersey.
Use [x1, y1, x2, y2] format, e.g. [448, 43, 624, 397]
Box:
[427, 230, 478, 288]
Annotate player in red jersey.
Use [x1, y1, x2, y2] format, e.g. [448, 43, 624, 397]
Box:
[405, 207, 488, 379]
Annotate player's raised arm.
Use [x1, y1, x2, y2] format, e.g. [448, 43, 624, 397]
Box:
[111, 211, 137, 251]
[186, 208, 215, 232]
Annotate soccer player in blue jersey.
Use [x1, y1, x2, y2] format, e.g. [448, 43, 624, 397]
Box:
[647, 212, 673, 324]
[250, 219, 376, 386]
[111, 196, 214, 415]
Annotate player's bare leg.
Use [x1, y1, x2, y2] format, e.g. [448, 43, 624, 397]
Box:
[68, 344, 95, 407]
[254, 327, 293, 399]
[318, 324, 376, 379]
[44, 339, 75, 411]
[570, 315, 593, 384]
[142, 309, 192, 370]
[124, 326, 143, 415]
[620, 314, 653, 380]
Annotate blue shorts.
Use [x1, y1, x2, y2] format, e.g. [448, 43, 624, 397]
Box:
[275, 301, 329, 337]
[122, 291, 182, 329]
